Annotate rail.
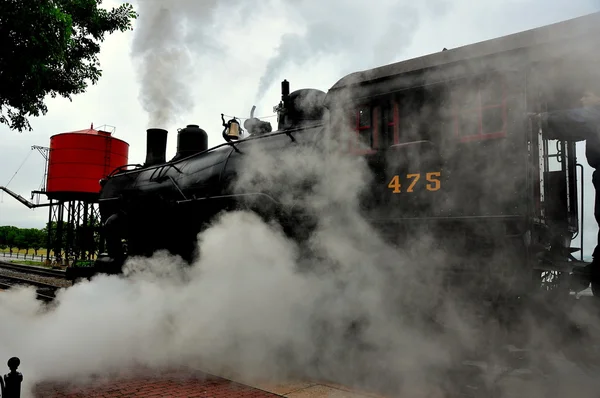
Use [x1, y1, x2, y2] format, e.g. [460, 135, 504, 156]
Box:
[0, 275, 57, 301]
[0, 273, 60, 290]
[0, 260, 66, 278]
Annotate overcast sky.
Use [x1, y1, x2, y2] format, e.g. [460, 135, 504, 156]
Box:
[1, 0, 599, 255]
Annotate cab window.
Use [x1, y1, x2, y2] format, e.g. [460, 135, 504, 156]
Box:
[348, 105, 378, 154]
[451, 73, 507, 142]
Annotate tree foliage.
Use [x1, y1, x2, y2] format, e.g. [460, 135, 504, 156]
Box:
[0, 221, 102, 259]
[0, 0, 138, 132]
[0, 225, 46, 255]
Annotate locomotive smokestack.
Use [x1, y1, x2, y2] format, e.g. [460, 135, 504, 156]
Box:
[281, 79, 290, 99]
[144, 128, 168, 167]
[277, 80, 291, 131]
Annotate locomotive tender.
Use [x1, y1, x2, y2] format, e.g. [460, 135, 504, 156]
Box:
[73, 12, 600, 297]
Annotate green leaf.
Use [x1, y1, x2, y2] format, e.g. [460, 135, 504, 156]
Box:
[0, 0, 138, 131]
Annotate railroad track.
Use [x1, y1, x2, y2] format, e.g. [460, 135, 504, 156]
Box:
[0, 259, 66, 278]
[0, 274, 58, 301]
[0, 261, 66, 302]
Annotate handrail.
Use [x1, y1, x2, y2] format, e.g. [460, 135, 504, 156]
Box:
[576, 163, 585, 261]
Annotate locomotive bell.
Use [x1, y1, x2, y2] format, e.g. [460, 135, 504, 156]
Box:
[224, 118, 241, 140]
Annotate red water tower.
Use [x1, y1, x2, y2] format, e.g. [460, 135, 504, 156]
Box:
[40, 125, 129, 266]
[46, 126, 129, 199]
[0, 124, 129, 267]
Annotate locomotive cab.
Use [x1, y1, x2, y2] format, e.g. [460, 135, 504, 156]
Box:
[322, 12, 600, 298]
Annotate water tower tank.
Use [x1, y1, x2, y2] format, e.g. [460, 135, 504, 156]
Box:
[46, 126, 129, 199]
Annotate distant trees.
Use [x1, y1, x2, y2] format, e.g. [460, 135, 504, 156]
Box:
[0, 221, 101, 260]
[0, 225, 47, 255]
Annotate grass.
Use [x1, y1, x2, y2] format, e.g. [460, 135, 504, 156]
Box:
[9, 260, 48, 267]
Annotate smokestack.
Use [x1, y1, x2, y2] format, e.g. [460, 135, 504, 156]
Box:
[281, 79, 290, 99]
[144, 128, 168, 167]
[278, 80, 291, 130]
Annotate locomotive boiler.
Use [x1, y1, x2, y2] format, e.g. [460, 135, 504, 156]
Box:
[66, 82, 328, 279]
[72, 11, 600, 300]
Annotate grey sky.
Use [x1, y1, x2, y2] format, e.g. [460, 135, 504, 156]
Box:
[1, 0, 598, 255]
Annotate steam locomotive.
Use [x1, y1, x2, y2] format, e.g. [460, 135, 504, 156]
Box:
[69, 12, 600, 298]
[84, 83, 327, 276]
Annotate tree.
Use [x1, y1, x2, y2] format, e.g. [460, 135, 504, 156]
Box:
[0, 226, 7, 250]
[1, 225, 47, 256]
[0, 0, 138, 132]
[21, 228, 43, 256]
[2, 226, 20, 254]
[32, 229, 46, 256]
[14, 229, 29, 256]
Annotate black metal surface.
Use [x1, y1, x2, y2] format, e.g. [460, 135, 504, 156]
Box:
[144, 128, 168, 167]
[93, 122, 323, 270]
[172, 124, 209, 160]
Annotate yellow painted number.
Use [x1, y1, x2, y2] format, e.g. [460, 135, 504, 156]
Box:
[406, 174, 420, 192]
[426, 172, 441, 191]
[387, 175, 402, 193]
[387, 171, 441, 193]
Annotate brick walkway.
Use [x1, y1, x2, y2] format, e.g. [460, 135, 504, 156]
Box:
[33, 371, 283, 398]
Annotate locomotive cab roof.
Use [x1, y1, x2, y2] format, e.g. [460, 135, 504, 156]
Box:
[324, 11, 600, 106]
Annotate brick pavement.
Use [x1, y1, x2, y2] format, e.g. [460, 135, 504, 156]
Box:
[32, 371, 284, 398]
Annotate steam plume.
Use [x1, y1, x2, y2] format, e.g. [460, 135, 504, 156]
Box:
[130, 0, 223, 128]
[253, 1, 450, 103]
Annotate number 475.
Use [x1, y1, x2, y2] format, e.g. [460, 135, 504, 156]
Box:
[387, 172, 441, 193]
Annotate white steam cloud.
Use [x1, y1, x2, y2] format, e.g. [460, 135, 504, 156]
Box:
[2, 104, 600, 398]
[130, 0, 235, 128]
[253, 1, 451, 103]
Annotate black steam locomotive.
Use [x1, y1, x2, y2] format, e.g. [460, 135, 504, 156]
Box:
[69, 82, 329, 280]
[69, 12, 600, 298]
